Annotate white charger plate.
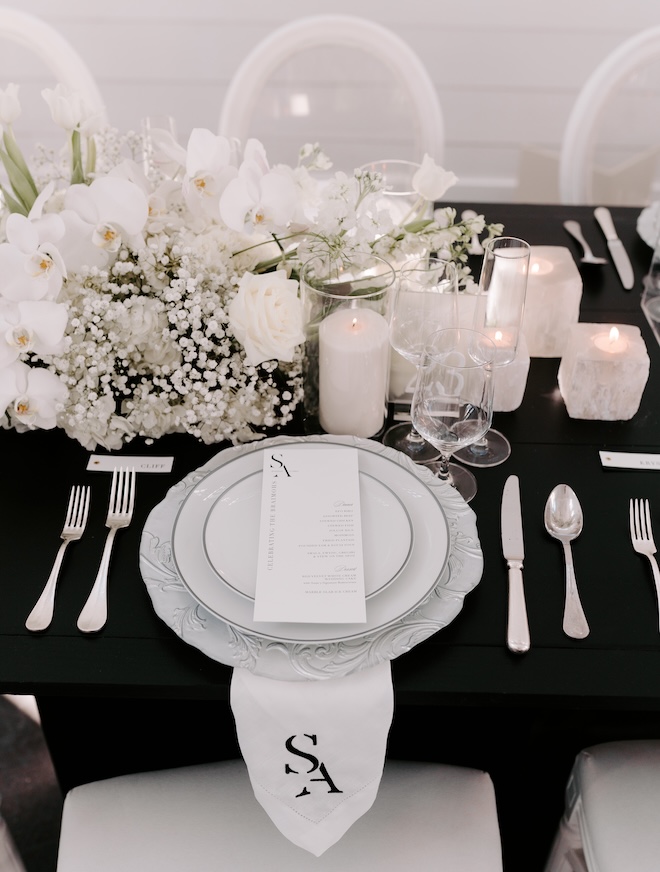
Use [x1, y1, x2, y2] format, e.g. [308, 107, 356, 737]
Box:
[201, 467, 413, 602]
[172, 441, 444, 644]
[139, 435, 484, 681]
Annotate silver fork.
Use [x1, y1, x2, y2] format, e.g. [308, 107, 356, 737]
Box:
[77, 467, 136, 633]
[629, 498, 660, 631]
[26, 485, 91, 632]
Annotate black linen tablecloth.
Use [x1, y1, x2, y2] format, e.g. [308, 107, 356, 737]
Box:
[2, 203, 660, 871]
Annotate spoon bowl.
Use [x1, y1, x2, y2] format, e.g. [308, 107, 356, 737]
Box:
[544, 484, 590, 639]
[564, 220, 608, 265]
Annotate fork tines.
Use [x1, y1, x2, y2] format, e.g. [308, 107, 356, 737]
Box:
[630, 498, 655, 546]
[109, 466, 136, 518]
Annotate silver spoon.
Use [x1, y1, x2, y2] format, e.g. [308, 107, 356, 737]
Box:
[563, 220, 608, 264]
[544, 484, 590, 639]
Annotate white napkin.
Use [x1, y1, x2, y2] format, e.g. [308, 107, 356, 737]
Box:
[230, 661, 394, 856]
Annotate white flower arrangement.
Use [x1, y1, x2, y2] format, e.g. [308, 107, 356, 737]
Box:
[0, 83, 502, 450]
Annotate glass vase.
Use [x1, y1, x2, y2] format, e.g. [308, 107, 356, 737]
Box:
[299, 253, 395, 438]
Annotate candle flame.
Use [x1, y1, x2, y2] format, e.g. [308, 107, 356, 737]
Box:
[351, 317, 358, 329]
[609, 326, 619, 343]
[531, 262, 540, 274]
[495, 330, 503, 342]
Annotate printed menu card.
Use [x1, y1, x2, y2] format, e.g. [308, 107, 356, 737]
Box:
[254, 447, 366, 624]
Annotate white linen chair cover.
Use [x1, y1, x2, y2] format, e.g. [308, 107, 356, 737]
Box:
[559, 26, 660, 205]
[543, 740, 660, 872]
[0, 6, 106, 120]
[55, 758, 503, 871]
[218, 14, 444, 171]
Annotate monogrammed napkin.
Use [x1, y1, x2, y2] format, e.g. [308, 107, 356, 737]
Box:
[230, 662, 394, 856]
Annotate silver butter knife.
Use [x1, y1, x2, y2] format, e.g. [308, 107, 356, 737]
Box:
[501, 474, 530, 654]
[594, 206, 634, 289]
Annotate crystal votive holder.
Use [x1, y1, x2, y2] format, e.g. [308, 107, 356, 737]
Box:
[558, 323, 650, 420]
[522, 246, 583, 358]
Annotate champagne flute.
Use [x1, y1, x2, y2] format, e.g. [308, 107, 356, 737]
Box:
[453, 236, 530, 468]
[412, 328, 495, 503]
[383, 256, 459, 462]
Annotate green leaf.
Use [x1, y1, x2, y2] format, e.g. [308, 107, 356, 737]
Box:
[85, 136, 96, 177]
[0, 147, 35, 212]
[3, 129, 38, 196]
[0, 183, 28, 216]
[70, 129, 85, 185]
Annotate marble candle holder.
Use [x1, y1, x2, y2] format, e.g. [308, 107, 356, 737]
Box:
[522, 246, 583, 357]
[558, 323, 650, 420]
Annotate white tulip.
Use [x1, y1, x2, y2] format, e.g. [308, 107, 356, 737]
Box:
[0, 83, 21, 125]
[412, 155, 458, 202]
[41, 84, 88, 131]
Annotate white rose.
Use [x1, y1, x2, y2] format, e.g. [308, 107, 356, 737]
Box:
[228, 270, 304, 366]
[413, 155, 458, 202]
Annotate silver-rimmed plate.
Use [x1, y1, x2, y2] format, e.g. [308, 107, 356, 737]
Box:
[201, 466, 413, 602]
[139, 435, 484, 681]
[173, 441, 443, 643]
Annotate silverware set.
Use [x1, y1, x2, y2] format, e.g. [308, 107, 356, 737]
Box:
[26, 467, 136, 634]
[564, 207, 634, 289]
[501, 482, 660, 653]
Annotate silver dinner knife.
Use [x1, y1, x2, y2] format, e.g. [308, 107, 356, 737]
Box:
[594, 206, 634, 289]
[501, 474, 530, 654]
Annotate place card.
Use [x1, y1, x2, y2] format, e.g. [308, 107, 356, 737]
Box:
[86, 455, 174, 473]
[253, 447, 366, 624]
[599, 451, 660, 470]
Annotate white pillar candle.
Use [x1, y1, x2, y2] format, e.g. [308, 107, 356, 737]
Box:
[522, 246, 582, 357]
[558, 323, 650, 420]
[319, 307, 390, 437]
[492, 333, 530, 412]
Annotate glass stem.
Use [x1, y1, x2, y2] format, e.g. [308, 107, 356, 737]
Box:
[435, 455, 451, 483]
[467, 433, 490, 457]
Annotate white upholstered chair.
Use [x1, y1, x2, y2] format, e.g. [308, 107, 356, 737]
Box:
[559, 27, 660, 205]
[0, 7, 106, 120]
[218, 14, 444, 172]
[56, 758, 503, 871]
[544, 740, 660, 872]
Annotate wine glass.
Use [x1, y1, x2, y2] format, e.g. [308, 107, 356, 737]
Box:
[453, 236, 530, 468]
[383, 256, 459, 462]
[411, 328, 496, 503]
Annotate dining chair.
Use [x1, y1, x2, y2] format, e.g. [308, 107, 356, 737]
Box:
[559, 26, 660, 205]
[55, 758, 503, 871]
[0, 6, 106, 120]
[218, 14, 444, 172]
[543, 739, 660, 872]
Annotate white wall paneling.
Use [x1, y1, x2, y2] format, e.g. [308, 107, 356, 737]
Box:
[0, 1, 658, 203]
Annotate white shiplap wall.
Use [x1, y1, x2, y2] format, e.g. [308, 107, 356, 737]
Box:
[0, 0, 659, 202]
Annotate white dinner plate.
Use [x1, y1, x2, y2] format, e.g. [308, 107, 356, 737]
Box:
[172, 440, 448, 644]
[140, 434, 484, 681]
[202, 467, 413, 602]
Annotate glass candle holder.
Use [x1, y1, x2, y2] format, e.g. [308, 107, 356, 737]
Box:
[300, 253, 395, 438]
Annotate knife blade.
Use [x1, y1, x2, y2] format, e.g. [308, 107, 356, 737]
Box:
[501, 474, 530, 654]
[594, 206, 634, 290]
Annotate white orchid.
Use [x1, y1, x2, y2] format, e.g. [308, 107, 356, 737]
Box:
[181, 128, 239, 224]
[58, 174, 150, 271]
[0, 187, 67, 302]
[0, 299, 68, 367]
[0, 83, 21, 125]
[0, 360, 67, 430]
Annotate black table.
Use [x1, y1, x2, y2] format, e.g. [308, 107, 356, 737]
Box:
[3, 203, 660, 871]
